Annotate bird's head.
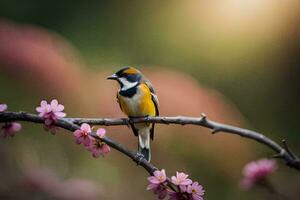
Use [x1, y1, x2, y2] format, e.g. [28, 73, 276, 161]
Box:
[107, 67, 143, 90]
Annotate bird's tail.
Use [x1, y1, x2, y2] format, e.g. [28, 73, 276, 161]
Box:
[138, 126, 151, 162]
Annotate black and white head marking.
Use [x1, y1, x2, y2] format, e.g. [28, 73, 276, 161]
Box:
[119, 77, 139, 91]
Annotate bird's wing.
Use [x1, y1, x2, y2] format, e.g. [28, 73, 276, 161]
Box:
[144, 80, 159, 140]
[144, 79, 159, 115]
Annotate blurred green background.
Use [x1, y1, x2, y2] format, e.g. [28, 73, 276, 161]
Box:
[0, 0, 299, 199]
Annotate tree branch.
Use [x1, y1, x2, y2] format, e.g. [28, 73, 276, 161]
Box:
[69, 114, 300, 170]
[0, 111, 299, 171]
[0, 111, 157, 174]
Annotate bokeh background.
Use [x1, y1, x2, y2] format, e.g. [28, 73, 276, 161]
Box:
[0, 0, 300, 199]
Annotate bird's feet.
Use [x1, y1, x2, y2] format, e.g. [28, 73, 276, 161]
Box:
[134, 153, 145, 165]
[128, 115, 150, 126]
[128, 117, 135, 127]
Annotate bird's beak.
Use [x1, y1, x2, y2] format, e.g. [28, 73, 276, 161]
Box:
[107, 73, 118, 80]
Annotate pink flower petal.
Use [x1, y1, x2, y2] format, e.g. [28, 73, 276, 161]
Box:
[96, 128, 106, 138]
[171, 176, 177, 185]
[81, 123, 91, 133]
[180, 178, 192, 185]
[73, 130, 82, 137]
[50, 99, 58, 108]
[36, 106, 43, 112]
[56, 104, 64, 112]
[179, 185, 187, 192]
[101, 144, 110, 154]
[38, 113, 45, 117]
[192, 194, 204, 200]
[11, 122, 22, 132]
[1, 122, 22, 137]
[83, 137, 91, 146]
[55, 111, 66, 118]
[187, 184, 192, 193]
[153, 170, 161, 177]
[240, 158, 277, 190]
[147, 183, 159, 190]
[0, 104, 7, 112]
[148, 177, 160, 184]
[40, 100, 48, 107]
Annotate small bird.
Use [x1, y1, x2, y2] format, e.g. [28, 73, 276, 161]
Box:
[107, 67, 159, 161]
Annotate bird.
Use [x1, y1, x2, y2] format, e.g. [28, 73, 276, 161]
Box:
[107, 67, 159, 161]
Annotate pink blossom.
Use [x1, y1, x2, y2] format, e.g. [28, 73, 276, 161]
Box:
[240, 159, 277, 190]
[73, 123, 94, 146]
[168, 181, 205, 200]
[146, 170, 205, 200]
[171, 172, 192, 186]
[87, 140, 111, 158]
[1, 122, 22, 137]
[96, 128, 106, 138]
[147, 169, 168, 199]
[36, 100, 51, 117]
[36, 99, 66, 134]
[87, 128, 110, 157]
[187, 182, 205, 200]
[36, 99, 66, 124]
[148, 169, 167, 184]
[0, 104, 7, 112]
[49, 99, 66, 117]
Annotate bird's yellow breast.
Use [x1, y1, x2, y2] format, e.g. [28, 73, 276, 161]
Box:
[117, 83, 156, 117]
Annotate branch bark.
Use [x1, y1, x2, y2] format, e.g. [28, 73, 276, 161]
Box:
[0, 111, 299, 171]
[0, 111, 157, 174]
